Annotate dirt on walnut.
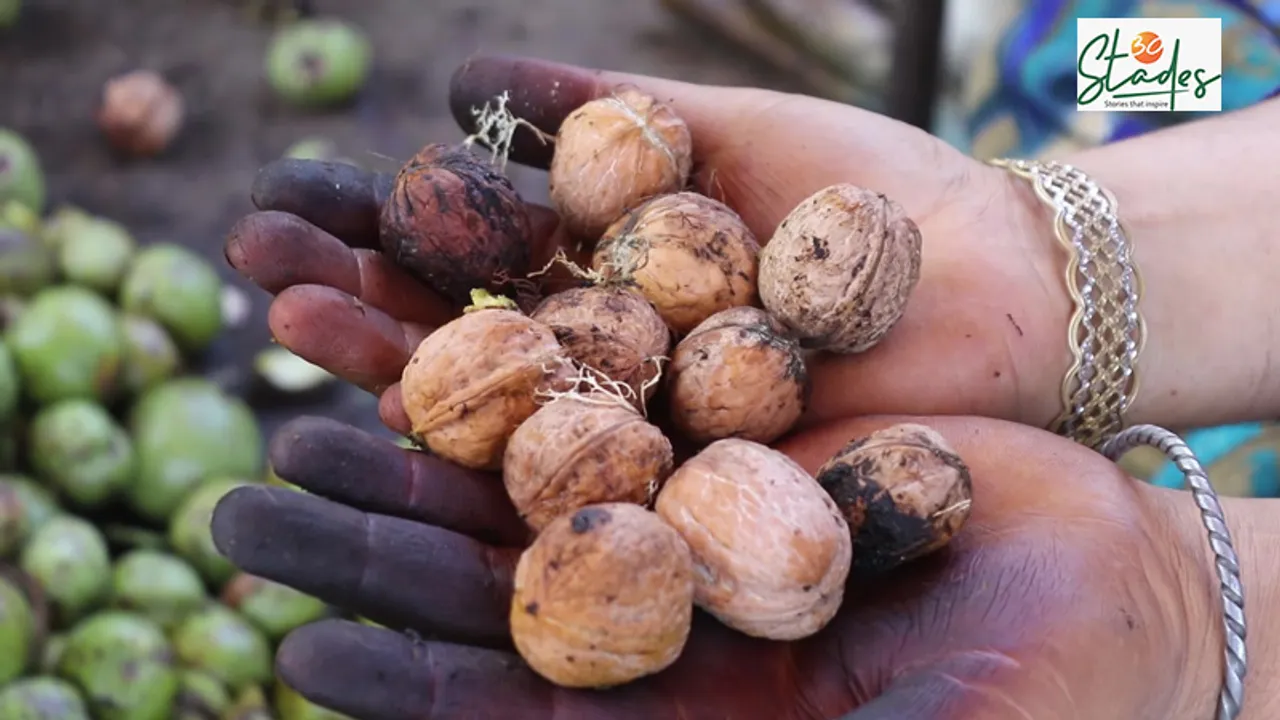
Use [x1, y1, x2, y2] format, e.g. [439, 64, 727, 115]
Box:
[0, 0, 801, 438]
[816, 423, 973, 578]
[666, 306, 809, 445]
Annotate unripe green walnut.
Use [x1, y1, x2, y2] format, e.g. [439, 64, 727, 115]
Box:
[0, 128, 45, 213]
[0, 575, 36, 683]
[0, 0, 20, 30]
[119, 314, 181, 395]
[20, 516, 111, 626]
[0, 676, 90, 719]
[129, 378, 261, 523]
[57, 611, 178, 720]
[6, 286, 123, 404]
[110, 550, 206, 631]
[29, 399, 135, 508]
[119, 244, 224, 354]
[173, 605, 273, 691]
[265, 19, 372, 107]
[0, 228, 56, 297]
[58, 216, 136, 295]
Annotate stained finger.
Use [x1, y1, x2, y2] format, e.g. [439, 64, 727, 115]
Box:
[276, 620, 555, 720]
[447, 53, 771, 171]
[211, 487, 516, 644]
[377, 384, 412, 436]
[448, 54, 968, 240]
[227, 210, 454, 327]
[267, 284, 428, 395]
[251, 159, 394, 250]
[269, 416, 528, 546]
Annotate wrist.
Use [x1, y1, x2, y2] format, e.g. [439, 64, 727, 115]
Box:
[1053, 104, 1280, 428]
[1143, 483, 1280, 719]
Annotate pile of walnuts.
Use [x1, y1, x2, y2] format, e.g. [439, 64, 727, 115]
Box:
[376, 89, 974, 689]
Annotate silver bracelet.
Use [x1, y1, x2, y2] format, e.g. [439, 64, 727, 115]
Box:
[1102, 425, 1247, 720]
[989, 158, 1146, 450]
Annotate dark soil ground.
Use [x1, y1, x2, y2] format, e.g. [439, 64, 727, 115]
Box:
[0, 0, 798, 441]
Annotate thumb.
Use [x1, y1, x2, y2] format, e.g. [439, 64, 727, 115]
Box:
[448, 54, 962, 239]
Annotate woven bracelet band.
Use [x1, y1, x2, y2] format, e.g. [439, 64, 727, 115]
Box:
[990, 158, 1247, 720]
[989, 158, 1146, 449]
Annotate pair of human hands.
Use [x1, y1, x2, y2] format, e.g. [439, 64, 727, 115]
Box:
[210, 55, 1220, 719]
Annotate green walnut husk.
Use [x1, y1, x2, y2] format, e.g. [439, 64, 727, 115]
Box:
[283, 138, 360, 168]
[128, 378, 261, 523]
[0, 200, 40, 236]
[0, 129, 44, 213]
[39, 205, 91, 253]
[119, 244, 224, 354]
[0, 574, 36, 683]
[169, 477, 251, 587]
[4, 476, 59, 534]
[275, 678, 354, 720]
[110, 550, 206, 631]
[57, 610, 178, 720]
[222, 573, 328, 641]
[0, 228, 55, 297]
[0, 676, 91, 720]
[0, 0, 20, 30]
[119, 314, 181, 396]
[175, 669, 232, 720]
[173, 604, 273, 691]
[29, 399, 135, 508]
[265, 18, 372, 107]
[20, 516, 111, 626]
[6, 285, 123, 405]
[225, 684, 272, 720]
[58, 216, 136, 295]
[0, 478, 28, 556]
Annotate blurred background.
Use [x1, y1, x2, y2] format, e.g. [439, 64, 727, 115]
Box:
[0, 1, 1278, 717]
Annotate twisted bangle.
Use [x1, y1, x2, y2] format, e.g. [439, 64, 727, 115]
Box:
[988, 158, 1146, 450]
[1103, 426, 1247, 720]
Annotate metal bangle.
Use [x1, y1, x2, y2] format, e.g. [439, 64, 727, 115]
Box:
[988, 158, 1146, 450]
[989, 159, 1244, 719]
[1102, 425, 1247, 720]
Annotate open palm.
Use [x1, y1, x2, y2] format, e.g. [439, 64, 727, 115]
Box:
[210, 55, 1211, 719]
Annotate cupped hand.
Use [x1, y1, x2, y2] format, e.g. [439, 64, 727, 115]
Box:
[226, 54, 1073, 434]
[209, 413, 1219, 720]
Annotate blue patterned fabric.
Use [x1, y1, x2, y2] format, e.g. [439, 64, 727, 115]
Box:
[964, 0, 1280, 159]
[959, 1, 1280, 496]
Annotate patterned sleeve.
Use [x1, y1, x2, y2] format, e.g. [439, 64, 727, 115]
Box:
[961, 0, 1280, 160]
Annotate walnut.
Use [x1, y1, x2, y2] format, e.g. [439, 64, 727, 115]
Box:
[758, 184, 921, 354]
[816, 423, 973, 577]
[667, 306, 808, 445]
[655, 439, 851, 640]
[510, 503, 695, 688]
